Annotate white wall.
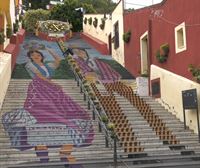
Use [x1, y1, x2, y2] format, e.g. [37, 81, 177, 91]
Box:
[83, 14, 112, 45]
[111, 0, 124, 66]
[83, 0, 125, 66]
[0, 53, 12, 110]
[10, 0, 16, 28]
[151, 65, 200, 133]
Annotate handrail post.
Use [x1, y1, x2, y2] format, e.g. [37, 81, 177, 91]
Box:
[114, 137, 117, 168]
[105, 136, 109, 148]
[98, 122, 102, 132]
[92, 110, 95, 120]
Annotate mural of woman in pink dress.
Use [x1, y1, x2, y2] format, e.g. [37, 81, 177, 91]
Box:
[2, 46, 94, 163]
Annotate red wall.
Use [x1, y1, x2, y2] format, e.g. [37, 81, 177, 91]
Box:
[124, 8, 152, 76]
[124, 0, 200, 80]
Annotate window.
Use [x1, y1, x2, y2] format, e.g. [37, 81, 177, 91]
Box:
[114, 21, 119, 49]
[175, 22, 187, 53]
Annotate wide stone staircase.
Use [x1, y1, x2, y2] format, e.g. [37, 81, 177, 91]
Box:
[0, 79, 118, 168]
[1, 78, 200, 168]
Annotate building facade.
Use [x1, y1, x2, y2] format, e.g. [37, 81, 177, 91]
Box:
[82, 0, 125, 66]
[124, 0, 200, 133]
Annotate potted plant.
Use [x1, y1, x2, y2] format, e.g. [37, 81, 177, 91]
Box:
[13, 20, 19, 33]
[88, 17, 92, 25]
[84, 18, 87, 24]
[93, 17, 98, 28]
[0, 30, 5, 52]
[156, 43, 169, 63]
[188, 64, 200, 83]
[6, 24, 12, 38]
[123, 30, 131, 43]
[101, 115, 109, 125]
[99, 18, 105, 30]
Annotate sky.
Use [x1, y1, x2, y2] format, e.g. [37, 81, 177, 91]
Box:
[113, 0, 163, 9]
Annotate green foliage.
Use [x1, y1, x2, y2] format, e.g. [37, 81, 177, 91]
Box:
[88, 17, 92, 25]
[0, 31, 5, 44]
[188, 64, 200, 82]
[23, 9, 50, 33]
[50, 0, 96, 32]
[13, 20, 19, 33]
[93, 17, 98, 28]
[123, 30, 131, 43]
[6, 25, 12, 38]
[99, 18, 105, 30]
[22, 0, 50, 10]
[156, 43, 169, 63]
[81, 0, 116, 13]
[101, 115, 109, 124]
[84, 17, 87, 24]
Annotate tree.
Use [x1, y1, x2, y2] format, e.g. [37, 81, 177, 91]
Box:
[23, 0, 50, 9]
[80, 0, 116, 13]
[23, 9, 50, 32]
[50, 0, 96, 32]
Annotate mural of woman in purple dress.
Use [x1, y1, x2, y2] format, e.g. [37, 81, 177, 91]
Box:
[2, 47, 94, 157]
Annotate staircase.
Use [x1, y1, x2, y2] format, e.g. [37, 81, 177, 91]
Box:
[0, 79, 116, 168]
[91, 81, 200, 167]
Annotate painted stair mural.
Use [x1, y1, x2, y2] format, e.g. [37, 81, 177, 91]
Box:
[1, 34, 200, 168]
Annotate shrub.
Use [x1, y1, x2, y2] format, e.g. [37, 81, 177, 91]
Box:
[23, 9, 50, 33]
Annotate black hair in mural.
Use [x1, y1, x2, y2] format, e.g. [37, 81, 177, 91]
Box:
[27, 50, 45, 63]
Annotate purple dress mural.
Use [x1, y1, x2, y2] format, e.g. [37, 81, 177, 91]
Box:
[2, 48, 94, 152]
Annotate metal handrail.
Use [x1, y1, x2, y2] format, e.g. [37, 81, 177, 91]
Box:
[67, 58, 115, 148]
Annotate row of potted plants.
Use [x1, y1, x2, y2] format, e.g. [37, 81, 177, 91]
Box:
[84, 17, 106, 30]
[64, 46, 117, 139]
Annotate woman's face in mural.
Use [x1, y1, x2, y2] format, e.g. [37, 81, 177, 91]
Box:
[30, 52, 43, 63]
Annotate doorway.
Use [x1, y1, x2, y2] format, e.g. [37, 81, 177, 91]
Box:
[140, 31, 148, 74]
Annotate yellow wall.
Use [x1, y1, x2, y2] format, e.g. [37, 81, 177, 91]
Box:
[0, 0, 11, 25]
[151, 65, 200, 133]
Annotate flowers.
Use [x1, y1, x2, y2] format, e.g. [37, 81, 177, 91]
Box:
[40, 20, 71, 33]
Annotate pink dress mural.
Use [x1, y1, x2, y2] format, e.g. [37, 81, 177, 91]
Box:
[2, 48, 94, 151]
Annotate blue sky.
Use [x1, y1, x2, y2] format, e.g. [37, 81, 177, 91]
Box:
[113, 0, 163, 9]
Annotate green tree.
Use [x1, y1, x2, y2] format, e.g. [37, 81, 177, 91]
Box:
[80, 0, 116, 13]
[23, 0, 50, 9]
[50, 0, 96, 32]
[23, 9, 50, 32]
